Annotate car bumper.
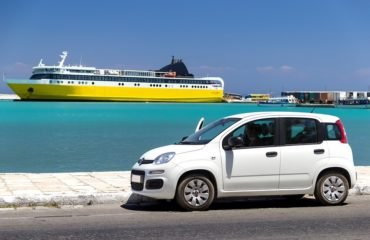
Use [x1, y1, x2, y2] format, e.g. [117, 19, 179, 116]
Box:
[130, 163, 183, 200]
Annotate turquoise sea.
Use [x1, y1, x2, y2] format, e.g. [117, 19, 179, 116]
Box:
[0, 101, 369, 173]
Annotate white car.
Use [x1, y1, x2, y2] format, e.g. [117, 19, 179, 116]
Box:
[131, 112, 357, 211]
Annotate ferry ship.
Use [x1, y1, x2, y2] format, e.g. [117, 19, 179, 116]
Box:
[6, 52, 224, 102]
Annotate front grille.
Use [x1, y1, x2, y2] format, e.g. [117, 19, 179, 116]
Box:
[131, 170, 145, 191]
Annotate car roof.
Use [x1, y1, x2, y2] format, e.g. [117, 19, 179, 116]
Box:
[227, 111, 339, 123]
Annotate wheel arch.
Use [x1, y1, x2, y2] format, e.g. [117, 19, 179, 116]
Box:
[177, 170, 218, 198]
[315, 167, 351, 187]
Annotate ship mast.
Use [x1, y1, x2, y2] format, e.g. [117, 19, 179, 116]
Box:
[58, 51, 68, 67]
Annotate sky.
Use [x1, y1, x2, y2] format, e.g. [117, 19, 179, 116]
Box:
[1, 0, 370, 96]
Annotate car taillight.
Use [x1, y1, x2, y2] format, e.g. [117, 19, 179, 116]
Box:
[336, 120, 348, 143]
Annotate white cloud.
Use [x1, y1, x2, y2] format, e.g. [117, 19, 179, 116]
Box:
[3, 62, 30, 72]
[280, 65, 294, 72]
[256, 65, 295, 74]
[1, 62, 31, 78]
[256, 66, 274, 73]
[355, 68, 370, 77]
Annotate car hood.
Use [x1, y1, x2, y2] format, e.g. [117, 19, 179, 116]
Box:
[140, 144, 205, 160]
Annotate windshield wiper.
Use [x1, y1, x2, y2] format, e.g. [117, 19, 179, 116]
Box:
[178, 141, 194, 145]
[178, 140, 208, 145]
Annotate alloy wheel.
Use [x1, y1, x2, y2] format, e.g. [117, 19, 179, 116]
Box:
[183, 179, 210, 207]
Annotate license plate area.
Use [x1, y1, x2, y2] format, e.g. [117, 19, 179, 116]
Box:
[131, 174, 143, 183]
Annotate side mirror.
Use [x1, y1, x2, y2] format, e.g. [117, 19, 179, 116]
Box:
[223, 144, 232, 151]
[223, 136, 244, 150]
[195, 117, 205, 132]
[229, 136, 244, 147]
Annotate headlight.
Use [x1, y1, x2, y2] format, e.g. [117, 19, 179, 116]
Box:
[153, 152, 176, 165]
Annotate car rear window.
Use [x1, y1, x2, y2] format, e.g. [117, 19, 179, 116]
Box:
[325, 123, 342, 140]
[284, 118, 319, 144]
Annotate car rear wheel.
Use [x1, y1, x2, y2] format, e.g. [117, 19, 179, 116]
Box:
[314, 172, 349, 205]
[176, 174, 215, 211]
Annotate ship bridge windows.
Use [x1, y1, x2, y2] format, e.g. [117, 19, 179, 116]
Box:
[67, 69, 95, 74]
[32, 69, 45, 74]
[32, 68, 60, 74]
[31, 74, 51, 79]
[123, 70, 154, 77]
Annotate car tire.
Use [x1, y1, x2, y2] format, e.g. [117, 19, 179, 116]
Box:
[314, 172, 349, 206]
[176, 174, 215, 211]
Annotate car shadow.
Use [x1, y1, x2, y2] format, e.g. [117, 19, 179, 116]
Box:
[121, 195, 344, 212]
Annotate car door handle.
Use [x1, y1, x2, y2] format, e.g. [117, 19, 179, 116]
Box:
[314, 149, 325, 154]
[266, 151, 278, 157]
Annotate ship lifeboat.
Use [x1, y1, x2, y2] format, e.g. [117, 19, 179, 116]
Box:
[164, 71, 176, 77]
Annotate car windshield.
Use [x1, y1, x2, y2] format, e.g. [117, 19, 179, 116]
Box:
[179, 117, 241, 145]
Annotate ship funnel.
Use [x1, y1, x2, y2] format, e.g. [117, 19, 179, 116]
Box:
[58, 51, 68, 67]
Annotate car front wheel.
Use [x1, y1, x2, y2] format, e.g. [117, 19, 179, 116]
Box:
[176, 174, 215, 211]
[314, 172, 349, 205]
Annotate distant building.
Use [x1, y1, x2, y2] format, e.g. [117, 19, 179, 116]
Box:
[281, 91, 370, 104]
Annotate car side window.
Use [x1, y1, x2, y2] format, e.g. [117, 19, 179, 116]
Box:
[226, 118, 276, 148]
[284, 118, 319, 144]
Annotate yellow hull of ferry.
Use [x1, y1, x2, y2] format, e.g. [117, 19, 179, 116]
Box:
[7, 83, 224, 103]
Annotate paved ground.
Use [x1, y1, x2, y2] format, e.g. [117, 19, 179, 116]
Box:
[0, 172, 132, 207]
[1, 196, 370, 239]
[0, 167, 369, 208]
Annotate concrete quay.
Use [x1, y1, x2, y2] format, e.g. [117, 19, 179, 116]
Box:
[0, 167, 369, 208]
[0, 171, 132, 208]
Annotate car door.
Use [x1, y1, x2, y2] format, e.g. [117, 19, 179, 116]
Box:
[279, 117, 329, 190]
[220, 118, 281, 192]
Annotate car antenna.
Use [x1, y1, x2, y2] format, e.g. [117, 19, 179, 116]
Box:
[310, 107, 316, 113]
